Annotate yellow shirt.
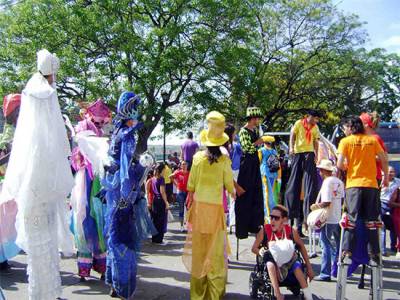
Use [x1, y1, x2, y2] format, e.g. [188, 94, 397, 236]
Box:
[162, 165, 172, 184]
[338, 134, 384, 188]
[293, 119, 320, 153]
[187, 151, 234, 204]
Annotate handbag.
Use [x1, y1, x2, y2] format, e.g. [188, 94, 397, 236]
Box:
[268, 230, 295, 267]
[307, 190, 328, 229]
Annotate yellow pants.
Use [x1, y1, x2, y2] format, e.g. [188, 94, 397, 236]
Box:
[190, 232, 227, 300]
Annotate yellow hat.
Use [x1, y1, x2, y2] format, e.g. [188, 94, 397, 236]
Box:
[200, 111, 229, 147]
[262, 135, 275, 143]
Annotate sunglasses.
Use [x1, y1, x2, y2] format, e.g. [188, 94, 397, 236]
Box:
[270, 215, 281, 221]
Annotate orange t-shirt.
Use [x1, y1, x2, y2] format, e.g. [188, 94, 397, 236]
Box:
[338, 134, 384, 189]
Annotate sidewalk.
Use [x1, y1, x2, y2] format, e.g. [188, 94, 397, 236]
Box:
[1, 216, 400, 299]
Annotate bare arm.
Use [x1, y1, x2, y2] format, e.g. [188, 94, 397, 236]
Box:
[313, 139, 319, 159]
[336, 153, 347, 171]
[377, 151, 389, 186]
[251, 228, 264, 255]
[160, 185, 170, 209]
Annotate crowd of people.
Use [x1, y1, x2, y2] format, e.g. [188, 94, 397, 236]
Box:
[0, 48, 399, 300]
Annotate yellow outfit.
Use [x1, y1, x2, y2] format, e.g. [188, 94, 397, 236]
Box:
[292, 119, 320, 153]
[183, 151, 234, 300]
[338, 134, 384, 188]
[162, 164, 172, 184]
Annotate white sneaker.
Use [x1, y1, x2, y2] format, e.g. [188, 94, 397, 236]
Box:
[396, 252, 400, 259]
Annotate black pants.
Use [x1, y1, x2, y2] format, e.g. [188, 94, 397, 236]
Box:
[343, 187, 381, 255]
[151, 196, 167, 243]
[235, 153, 264, 239]
[285, 152, 318, 219]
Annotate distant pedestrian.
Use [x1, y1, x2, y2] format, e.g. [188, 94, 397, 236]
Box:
[380, 166, 400, 256]
[389, 180, 400, 258]
[180, 131, 199, 167]
[312, 159, 344, 281]
[170, 161, 190, 231]
[151, 163, 170, 244]
[162, 162, 174, 203]
[183, 111, 234, 300]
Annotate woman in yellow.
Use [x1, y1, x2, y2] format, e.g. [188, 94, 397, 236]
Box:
[183, 111, 234, 300]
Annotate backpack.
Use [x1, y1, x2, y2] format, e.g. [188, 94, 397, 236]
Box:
[266, 154, 280, 173]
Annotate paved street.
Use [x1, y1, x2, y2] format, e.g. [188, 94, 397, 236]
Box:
[1, 212, 400, 300]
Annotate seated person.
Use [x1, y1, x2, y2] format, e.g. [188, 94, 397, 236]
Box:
[251, 205, 314, 300]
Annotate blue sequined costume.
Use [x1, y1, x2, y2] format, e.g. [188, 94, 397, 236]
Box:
[103, 91, 155, 299]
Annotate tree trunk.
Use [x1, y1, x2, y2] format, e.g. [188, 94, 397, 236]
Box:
[134, 121, 158, 155]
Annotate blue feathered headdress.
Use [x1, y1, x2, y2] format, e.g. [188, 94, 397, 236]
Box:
[117, 91, 141, 120]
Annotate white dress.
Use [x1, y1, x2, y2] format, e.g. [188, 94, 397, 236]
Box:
[0, 73, 74, 300]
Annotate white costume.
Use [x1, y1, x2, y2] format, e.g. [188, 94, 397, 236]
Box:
[0, 49, 74, 300]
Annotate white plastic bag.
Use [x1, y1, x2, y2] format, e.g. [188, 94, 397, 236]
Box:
[168, 210, 174, 222]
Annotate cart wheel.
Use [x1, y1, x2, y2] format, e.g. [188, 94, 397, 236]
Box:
[249, 272, 258, 299]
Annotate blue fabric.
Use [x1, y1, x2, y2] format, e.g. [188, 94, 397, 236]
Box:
[319, 223, 340, 279]
[260, 147, 278, 178]
[231, 142, 242, 171]
[103, 113, 156, 299]
[0, 241, 20, 262]
[281, 260, 302, 285]
[81, 170, 102, 254]
[332, 219, 369, 277]
[176, 192, 187, 219]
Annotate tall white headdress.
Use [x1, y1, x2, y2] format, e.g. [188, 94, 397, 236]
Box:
[37, 49, 60, 75]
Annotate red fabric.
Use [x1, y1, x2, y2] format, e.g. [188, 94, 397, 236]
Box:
[171, 170, 189, 192]
[146, 178, 154, 206]
[360, 113, 374, 128]
[264, 224, 292, 242]
[3, 94, 21, 117]
[373, 134, 387, 180]
[301, 118, 315, 144]
[392, 196, 400, 251]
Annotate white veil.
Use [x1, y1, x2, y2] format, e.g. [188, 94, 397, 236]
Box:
[0, 72, 74, 253]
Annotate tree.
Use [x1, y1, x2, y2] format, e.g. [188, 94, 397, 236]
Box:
[208, 0, 400, 132]
[0, 0, 399, 147]
[0, 0, 253, 152]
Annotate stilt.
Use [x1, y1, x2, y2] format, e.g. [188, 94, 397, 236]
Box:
[236, 237, 239, 260]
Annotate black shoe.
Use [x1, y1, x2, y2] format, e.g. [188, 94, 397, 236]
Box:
[79, 276, 86, 282]
[314, 276, 331, 282]
[0, 261, 11, 272]
[109, 288, 118, 298]
[100, 273, 105, 281]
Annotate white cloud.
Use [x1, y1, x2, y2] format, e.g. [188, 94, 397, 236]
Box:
[383, 36, 400, 47]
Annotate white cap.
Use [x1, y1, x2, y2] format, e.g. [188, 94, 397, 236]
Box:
[37, 49, 60, 75]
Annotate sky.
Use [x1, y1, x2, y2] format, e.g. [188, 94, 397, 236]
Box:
[335, 0, 400, 54]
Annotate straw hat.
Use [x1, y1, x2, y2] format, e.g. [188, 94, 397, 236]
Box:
[316, 159, 334, 172]
[262, 135, 275, 143]
[200, 111, 229, 147]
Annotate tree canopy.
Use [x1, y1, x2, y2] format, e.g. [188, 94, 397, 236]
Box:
[0, 0, 399, 150]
